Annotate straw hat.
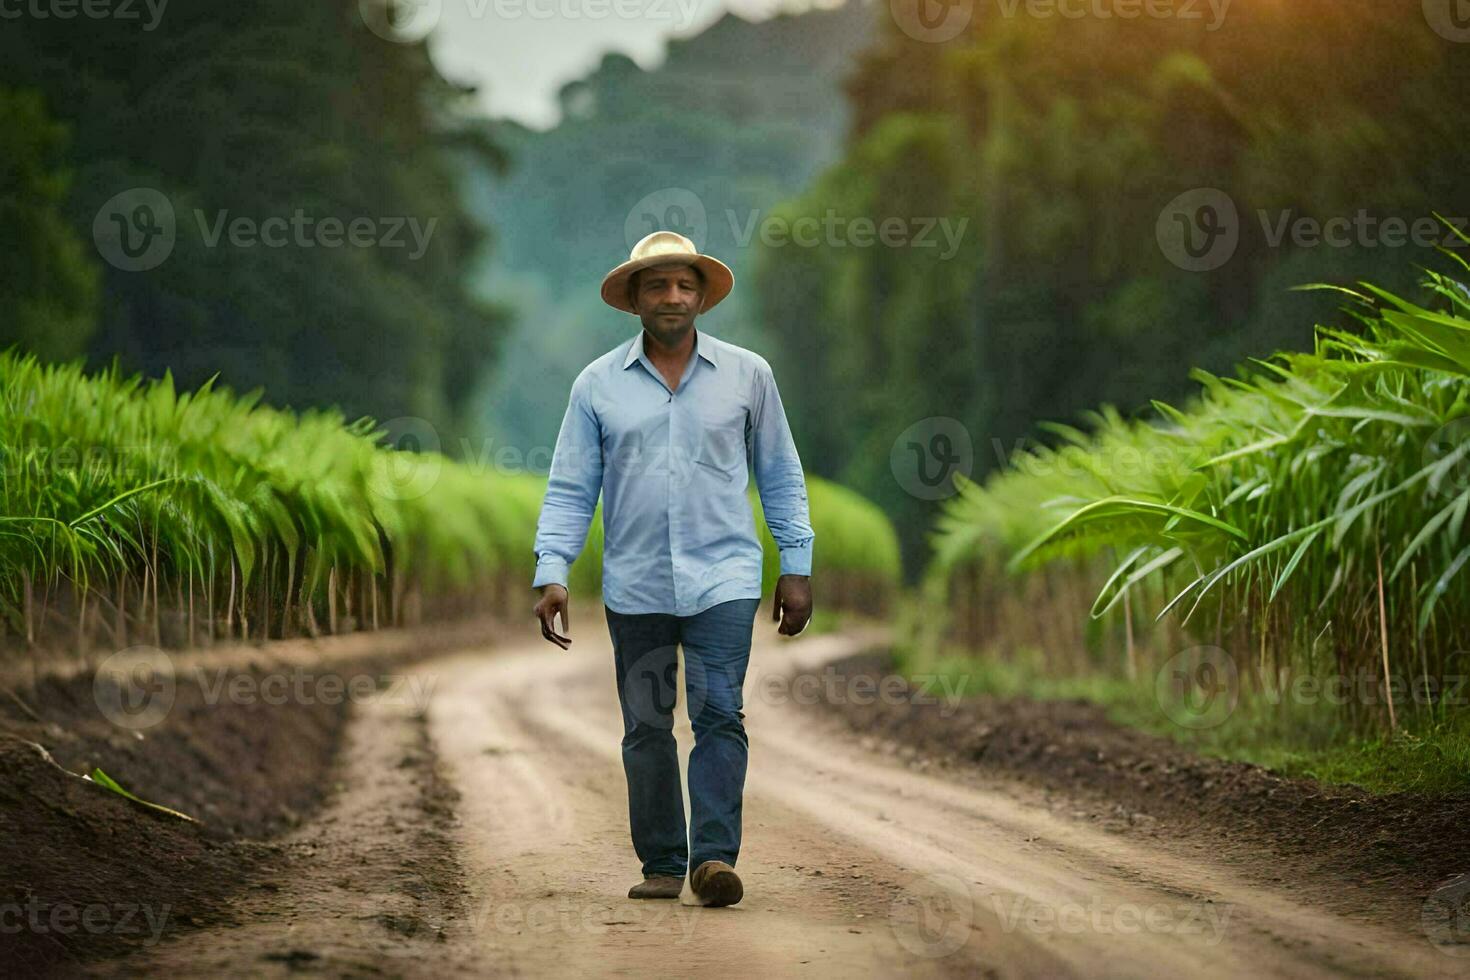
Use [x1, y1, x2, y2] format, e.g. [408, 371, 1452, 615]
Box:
[600, 231, 734, 315]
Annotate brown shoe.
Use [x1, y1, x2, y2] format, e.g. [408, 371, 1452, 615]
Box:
[690, 861, 743, 907]
[628, 875, 684, 899]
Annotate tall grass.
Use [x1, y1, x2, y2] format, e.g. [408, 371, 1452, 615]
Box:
[924, 257, 1470, 731]
[0, 349, 896, 658]
[759, 477, 902, 614]
[0, 350, 539, 652]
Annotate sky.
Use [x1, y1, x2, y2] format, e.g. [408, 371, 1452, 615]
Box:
[419, 0, 829, 128]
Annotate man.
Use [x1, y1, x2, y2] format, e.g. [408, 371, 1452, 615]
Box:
[530, 230, 816, 909]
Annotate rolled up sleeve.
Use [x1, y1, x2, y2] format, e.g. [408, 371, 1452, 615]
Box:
[532, 372, 603, 590]
[750, 361, 814, 576]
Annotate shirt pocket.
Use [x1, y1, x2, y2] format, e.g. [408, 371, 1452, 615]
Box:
[693, 409, 749, 486]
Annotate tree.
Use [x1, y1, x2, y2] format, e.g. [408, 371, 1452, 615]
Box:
[0, 88, 99, 362]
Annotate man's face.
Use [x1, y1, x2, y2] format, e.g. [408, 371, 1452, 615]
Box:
[632, 263, 705, 343]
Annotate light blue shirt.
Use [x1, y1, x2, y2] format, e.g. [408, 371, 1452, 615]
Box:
[532, 327, 815, 616]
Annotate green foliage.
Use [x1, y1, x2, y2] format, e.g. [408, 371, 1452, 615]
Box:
[86, 768, 198, 823]
[754, 475, 902, 600]
[757, 0, 1469, 576]
[0, 88, 99, 362]
[0, 347, 543, 646]
[0, 1, 508, 432]
[929, 264, 1470, 721]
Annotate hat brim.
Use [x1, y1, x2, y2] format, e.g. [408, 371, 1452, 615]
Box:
[600, 253, 734, 315]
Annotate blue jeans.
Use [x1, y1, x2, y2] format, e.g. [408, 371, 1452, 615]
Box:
[604, 597, 760, 878]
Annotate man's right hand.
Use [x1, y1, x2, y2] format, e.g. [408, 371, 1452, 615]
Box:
[533, 584, 572, 649]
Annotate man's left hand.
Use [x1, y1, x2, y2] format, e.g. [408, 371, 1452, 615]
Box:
[772, 574, 813, 636]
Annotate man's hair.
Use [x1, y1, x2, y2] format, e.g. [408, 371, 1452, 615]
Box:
[628, 263, 707, 307]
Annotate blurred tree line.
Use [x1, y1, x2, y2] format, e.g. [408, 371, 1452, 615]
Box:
[459, 3, 878, 459]
[0, 0, 507, 430]
[0, 88, 100, 363]
[755, 0, 1470, 575]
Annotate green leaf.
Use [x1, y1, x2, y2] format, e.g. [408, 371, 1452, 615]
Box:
[86, 768, 199, 824]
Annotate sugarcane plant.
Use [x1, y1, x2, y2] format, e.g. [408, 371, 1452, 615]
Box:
[926, 247, 1470, 730]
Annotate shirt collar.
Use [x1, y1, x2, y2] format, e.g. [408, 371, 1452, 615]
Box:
[623, 326, 719, 372]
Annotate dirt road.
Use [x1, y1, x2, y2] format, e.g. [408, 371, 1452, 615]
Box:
[96, 614, 1461, 978]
